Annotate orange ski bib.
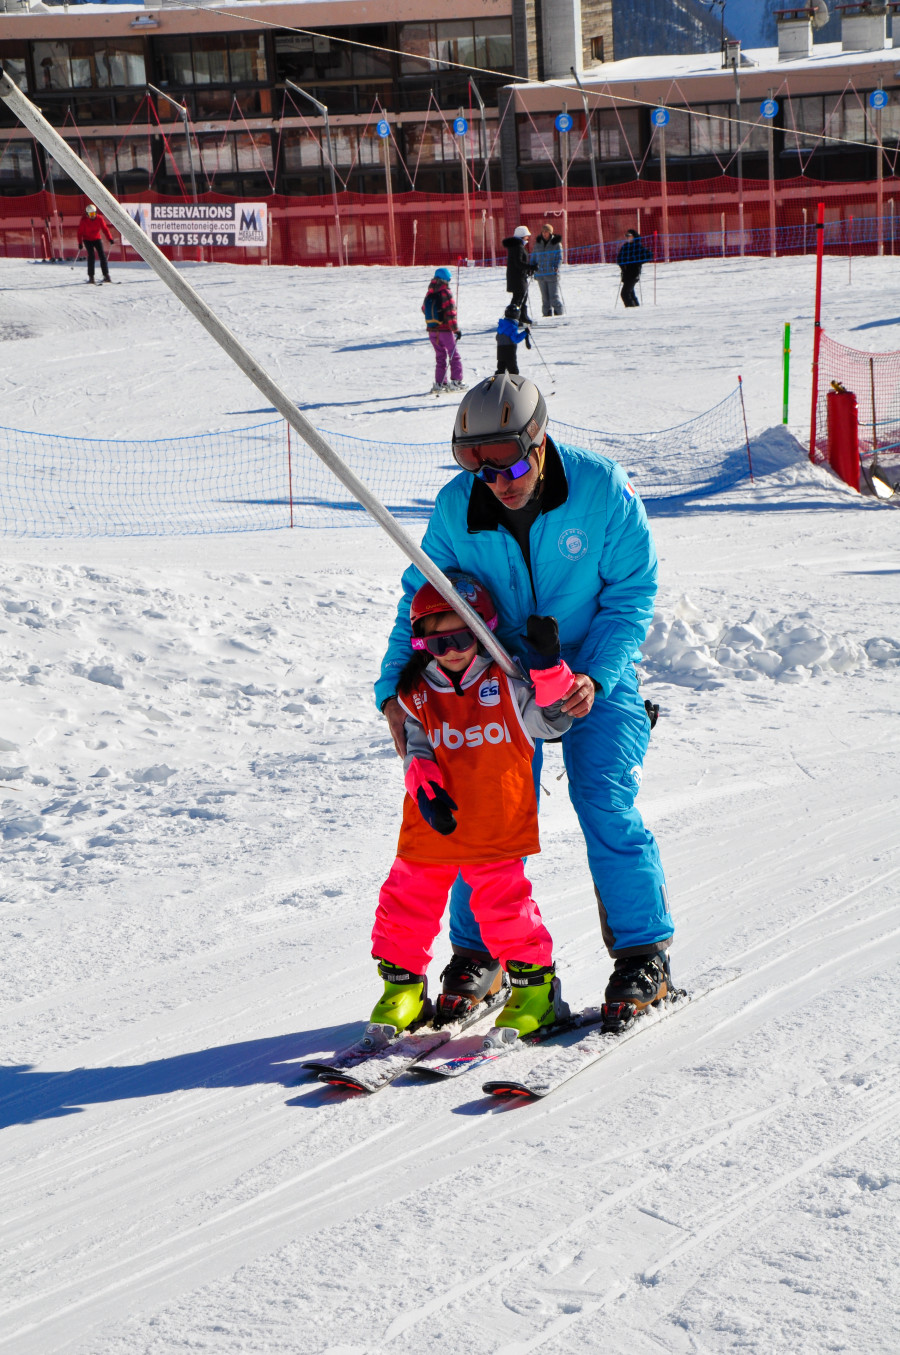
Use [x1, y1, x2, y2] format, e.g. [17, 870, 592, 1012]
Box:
[397, 665, 540, 865]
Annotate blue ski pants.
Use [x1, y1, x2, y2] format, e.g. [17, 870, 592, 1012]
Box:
[448, 664, 673, 959]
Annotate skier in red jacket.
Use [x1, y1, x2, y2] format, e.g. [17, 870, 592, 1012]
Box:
[76, 204, 114, 285]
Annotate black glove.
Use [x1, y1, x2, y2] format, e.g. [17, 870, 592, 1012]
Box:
[521, 615, 560, 671]
[417, 783, 457, 835]
[524, 333, 532, 349]
[454, 330, 462, 340]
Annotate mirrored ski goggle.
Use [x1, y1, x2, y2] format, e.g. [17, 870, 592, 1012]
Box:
[452, 437, 538, 475]
[411, 626, 476, 656]
[477, 459, 532, 484]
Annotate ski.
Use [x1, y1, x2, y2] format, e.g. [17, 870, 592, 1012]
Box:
[482, 967, 740, 1100]
[305, 984, 510, 1094]
[411, 1006, 606, 1080]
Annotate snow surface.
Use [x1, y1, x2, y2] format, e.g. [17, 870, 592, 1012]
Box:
[1, 252, 899, 1354]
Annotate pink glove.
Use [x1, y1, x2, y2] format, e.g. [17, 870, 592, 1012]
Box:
[405, 757, 444, 800]
[529, 659, 574, 707]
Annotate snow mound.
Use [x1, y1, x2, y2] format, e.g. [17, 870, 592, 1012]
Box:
[642, 594, 899, 689]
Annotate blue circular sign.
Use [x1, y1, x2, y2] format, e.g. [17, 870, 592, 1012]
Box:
[555, 112, 573, 133]
[760, 98, 779, 119]
[651, 108, 670, 127]
[375, 119, 390, 138]
[869, 89, 889, 109]
[453, 117, 468, 136]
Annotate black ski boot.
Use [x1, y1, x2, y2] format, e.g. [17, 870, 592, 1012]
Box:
[602, 951, 671, 1033]
[435, 948, 506, 1026]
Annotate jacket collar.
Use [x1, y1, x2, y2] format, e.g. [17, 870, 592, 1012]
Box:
[423, 652, 493, 691]
[466, 437, 568, 534]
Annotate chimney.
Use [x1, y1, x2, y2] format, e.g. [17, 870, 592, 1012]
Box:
[541, 0, 584, 80]
[840, 2, 889, 51]
[722, 37, 742, 68]
[776, 7, 814, 60]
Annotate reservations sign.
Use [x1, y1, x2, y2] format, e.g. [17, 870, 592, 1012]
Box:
[125, 203, 268, 248]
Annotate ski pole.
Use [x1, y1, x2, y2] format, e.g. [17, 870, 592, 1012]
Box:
[527, 330, 555, 394]
[0, 65, 523, 682]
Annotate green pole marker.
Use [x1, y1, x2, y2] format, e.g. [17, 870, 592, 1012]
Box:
[782, 321, 791, 425]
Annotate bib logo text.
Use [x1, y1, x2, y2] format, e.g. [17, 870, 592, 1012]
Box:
[428, 721, 511, 749]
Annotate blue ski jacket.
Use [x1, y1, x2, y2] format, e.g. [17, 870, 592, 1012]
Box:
[375, 440, 658, 710]
[496, 316, 529, 345]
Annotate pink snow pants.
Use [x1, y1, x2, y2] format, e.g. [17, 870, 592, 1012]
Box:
[372, 856, 552, 974]
[429, 331, 463, 384]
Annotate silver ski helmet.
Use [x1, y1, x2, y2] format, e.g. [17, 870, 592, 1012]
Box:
[452, 373, 548, 473]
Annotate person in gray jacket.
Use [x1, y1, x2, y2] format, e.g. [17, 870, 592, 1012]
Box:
[531, 223, 565, 316]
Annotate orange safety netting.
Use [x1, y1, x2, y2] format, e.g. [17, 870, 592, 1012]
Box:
[814, 333, 900, 492]
[3, 176, 900, 268]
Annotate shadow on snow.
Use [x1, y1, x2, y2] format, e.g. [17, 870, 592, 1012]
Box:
[0, 1023, 363, 1128]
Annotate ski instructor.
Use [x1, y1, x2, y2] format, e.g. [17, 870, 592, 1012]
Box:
[375, 373, 674, 1015]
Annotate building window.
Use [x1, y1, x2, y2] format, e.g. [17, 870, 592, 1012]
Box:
[651, 108, 691, 157]
[281, 129, 323, 172]
[32, 39, 146, 91]
[590, 36, 605, 63]
[0, 140, 34, 183]
[398, 19, 513, 75]
[155, 32, 268, 89]
[596, 109, 640, 161]
[0, 45, 28, 92]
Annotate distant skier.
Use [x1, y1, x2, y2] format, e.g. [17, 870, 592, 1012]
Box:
[501, 226, 535, 324]
[76, 204, 114, 285]
[369, 575, 573, 1035]
[531, 222, 564, 316]
[422, 266, 464, 394]
[495, 303, 530, 375]
[617, 228, 652, 308]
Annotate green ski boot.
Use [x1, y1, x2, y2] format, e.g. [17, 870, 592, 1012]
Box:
[494, 961, 569, 1037]
[369, 959, 430, 1033]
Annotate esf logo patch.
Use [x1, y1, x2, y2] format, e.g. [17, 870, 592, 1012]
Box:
[478, 678, 500, 707]
[558, 528, 588, 561]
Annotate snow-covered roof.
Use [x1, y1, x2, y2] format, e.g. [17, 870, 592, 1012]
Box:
[521, 41, 900, 94]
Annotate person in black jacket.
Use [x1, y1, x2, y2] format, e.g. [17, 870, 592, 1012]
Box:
[617, 229, 652, 308]
[502, 225, 536, 323]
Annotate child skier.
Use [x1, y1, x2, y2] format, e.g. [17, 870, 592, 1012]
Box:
[370, 575, 574, 1037]
[76, 203, 114, 285]
[495, 304, 531, 375]
[422, 266, 465, 394]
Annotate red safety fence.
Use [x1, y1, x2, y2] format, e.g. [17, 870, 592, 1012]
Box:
[4, 176, 900, 268]
[813, 333, 900, 495]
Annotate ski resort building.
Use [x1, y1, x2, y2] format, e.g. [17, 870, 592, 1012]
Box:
[0, 0, 723, 198]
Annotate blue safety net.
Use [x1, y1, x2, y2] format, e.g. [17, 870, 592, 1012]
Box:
[0, 387, 749, 537]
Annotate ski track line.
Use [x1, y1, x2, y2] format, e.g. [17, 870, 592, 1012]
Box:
[671, 815, 897, 916]
[382, 1057, 864, 1345]
[1, 1103, 540, 1348]
[379, 1084, 815, 1342]
[699, 914, 900, 1047]
[1, 1087, 305, 1246]
[718, 861, 900, 971]
[0, 1119, 402, 1344]
[490, 1086, 900, 1355]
